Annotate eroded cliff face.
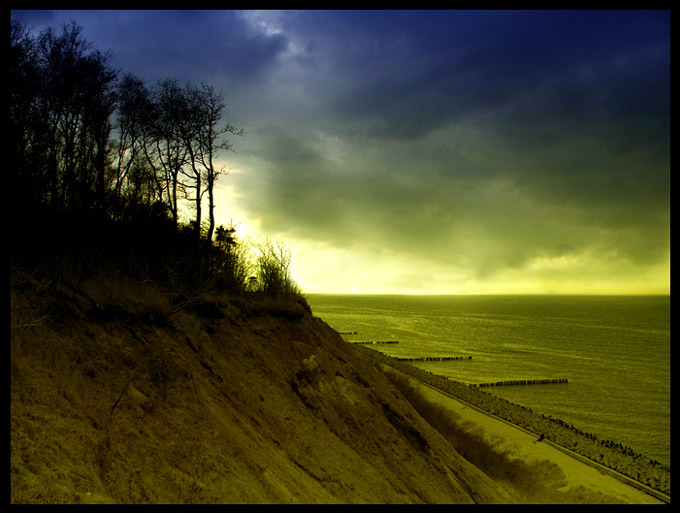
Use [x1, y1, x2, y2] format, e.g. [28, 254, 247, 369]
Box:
[11, 272, 512, 503]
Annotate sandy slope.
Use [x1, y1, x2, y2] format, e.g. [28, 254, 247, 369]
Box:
[11, 272, 513, 504]
[404, 373, 665, 504]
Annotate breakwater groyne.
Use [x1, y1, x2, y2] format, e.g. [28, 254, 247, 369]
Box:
[351, 344, 670, 500]
[396, 355, 472, 362]
[474, 378, 568, 387]
[349, 340, 399, 345]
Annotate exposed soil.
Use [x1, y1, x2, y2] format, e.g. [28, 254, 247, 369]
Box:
[11, 270, 512, 503]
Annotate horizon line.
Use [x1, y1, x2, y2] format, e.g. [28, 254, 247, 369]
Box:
[304, 291, 671, 297]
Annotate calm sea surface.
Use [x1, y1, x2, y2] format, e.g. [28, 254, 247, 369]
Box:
[307, 294, 670, 466]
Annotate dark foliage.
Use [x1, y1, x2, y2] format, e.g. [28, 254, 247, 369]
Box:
[10, 20, 302, 304]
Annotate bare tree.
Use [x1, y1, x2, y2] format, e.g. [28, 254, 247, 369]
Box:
[10, 21, 44, 218]
[11, 21, 117, 219]
[131, 80, 243, 239]
[178, 83, 207, 240]
[255, 238, 300, 296]
[180, 83, 243, 241]
[146, 79, 191, 228]
[193, 84, 243, 242]
[113, 74, 152, 216]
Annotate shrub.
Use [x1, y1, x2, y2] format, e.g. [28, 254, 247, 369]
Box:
[252, 238, 301, 298]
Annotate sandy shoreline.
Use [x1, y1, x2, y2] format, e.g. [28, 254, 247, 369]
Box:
[355, 345, 669, 503]
[410, 373, 664, 503]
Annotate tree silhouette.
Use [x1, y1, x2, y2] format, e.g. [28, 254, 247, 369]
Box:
[188, 83, 243, 242]
[10, 20, 301, 302]
[10, 21, 117, 224]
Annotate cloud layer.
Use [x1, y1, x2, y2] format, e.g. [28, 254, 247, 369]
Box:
[12, 10, 670, 293]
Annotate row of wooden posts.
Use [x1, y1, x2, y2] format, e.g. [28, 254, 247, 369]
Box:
[343, 331, 568, 387]
[473, 378, 569, 387]
[396, 355, 473, 362]
[348, 340, 399, 345]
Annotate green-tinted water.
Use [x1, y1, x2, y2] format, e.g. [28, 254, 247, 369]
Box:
[308, 294, 670, 466]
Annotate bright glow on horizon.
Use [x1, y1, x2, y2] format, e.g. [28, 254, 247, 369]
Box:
[214, 161, 670, 297]
[282, 236, 670, 296]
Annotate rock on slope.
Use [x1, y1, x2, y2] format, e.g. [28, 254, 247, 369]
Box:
[11, 273, 512, 503]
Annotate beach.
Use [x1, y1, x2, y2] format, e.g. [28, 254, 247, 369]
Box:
[355, 345, 669, 504]
[410, 373, 664, 503]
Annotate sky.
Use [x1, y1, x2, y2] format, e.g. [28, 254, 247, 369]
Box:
[11, 10, 670, 295]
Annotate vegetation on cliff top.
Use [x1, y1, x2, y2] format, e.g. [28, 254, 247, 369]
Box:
[11, 20, 300, 304]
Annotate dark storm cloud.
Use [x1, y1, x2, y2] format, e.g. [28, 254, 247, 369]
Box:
[11, 10, 288, 86]
[255, 11, 670, 264]
[324, 11, 670, 146]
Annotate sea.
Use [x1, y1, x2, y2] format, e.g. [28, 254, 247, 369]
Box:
[307, 294, 671, 467]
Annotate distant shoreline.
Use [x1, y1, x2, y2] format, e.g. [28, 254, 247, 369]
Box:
[353, 345, 670, 498]
[307, 293, 671, 298]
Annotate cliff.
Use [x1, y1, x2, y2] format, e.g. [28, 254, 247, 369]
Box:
[11, 269, 513, 504]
